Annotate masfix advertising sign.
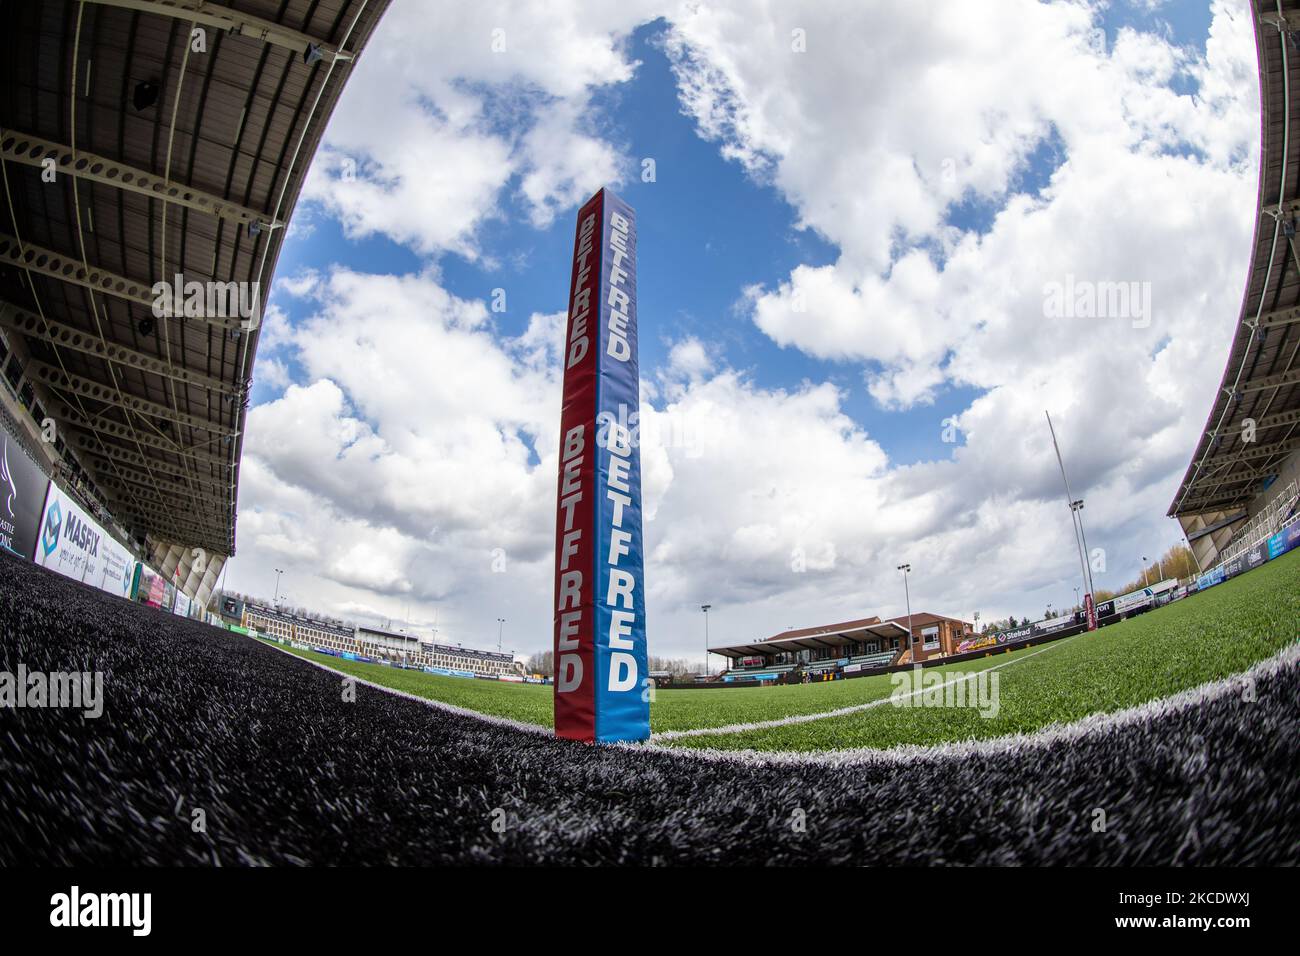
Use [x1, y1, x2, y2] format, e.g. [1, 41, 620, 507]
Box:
[34, 483, 136, 598]
[0, 430, 50, 560]
[551, 187, 649, 744]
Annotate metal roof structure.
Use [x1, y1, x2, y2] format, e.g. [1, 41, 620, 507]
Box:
[708, 615, 912, 661]
[0, 0, 389, 562]
[1169, 2, 1300, 528]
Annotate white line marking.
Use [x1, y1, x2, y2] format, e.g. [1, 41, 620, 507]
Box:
[622, 640, 1300, 767]
[243, 627, 1299, 771]
[251, 637, 552, 737]
[650, 634, 1082, 741]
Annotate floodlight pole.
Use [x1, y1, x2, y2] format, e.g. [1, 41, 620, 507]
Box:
[1072, 499, 1096, 598]
[497, 617, 505, 653]
[897, 564, 913, 658]
[701, 605, 712, 675]
[1045, 412, 1097, 627]
[273, 568, 284, 606]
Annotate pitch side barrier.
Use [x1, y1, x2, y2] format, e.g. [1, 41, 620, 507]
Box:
[1196, 519, 1300, 592]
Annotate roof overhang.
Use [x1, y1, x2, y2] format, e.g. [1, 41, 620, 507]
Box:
[1168, 3, 1300, 520]
[710, 621, 911, 660]
[0, 0, 390, 557]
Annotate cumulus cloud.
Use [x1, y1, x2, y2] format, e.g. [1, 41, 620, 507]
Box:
[300, 0, 660, 256]
[224, 0, 1261, 660]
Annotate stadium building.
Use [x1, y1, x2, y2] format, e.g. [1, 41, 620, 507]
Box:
[238, 607, 523, 678]
[0, 0, 390, 611]
[1169, 4, 1300, 575]
[241, 602, 354, 654]
[709, 611, 973, 681]
[355, 625, 522, 678]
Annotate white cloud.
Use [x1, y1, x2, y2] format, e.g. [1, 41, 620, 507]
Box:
[224, 1, 1261, 662]
[300, 0, 660, 256]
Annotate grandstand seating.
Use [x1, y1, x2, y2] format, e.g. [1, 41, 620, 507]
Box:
[804, 659, 845, 673]
[725, 663, 795, 681]
[1214, 479, 1300, 569]
[849, 652, 895, 670]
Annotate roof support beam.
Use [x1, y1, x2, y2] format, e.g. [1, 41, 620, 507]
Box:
[51, 404, 233, 467]
[0, 129, 279, 229]
[25, 359, 237, 437]
[1199, 435, 1299, 468]
[0, 300, 237, 395]
[69, 437, 228, 494]
[82, 0, 350, 62]
[81, 452, 226, 498]
[1240, 366, 1300, 392]
[1255, 406, 1300, 430]
[96, 482, 227, 535]
[0, 234, 242, 331]
[94, 472, 228, 522]
[1251, 302, 1300, 330]
[1176, 488, 1260, 513]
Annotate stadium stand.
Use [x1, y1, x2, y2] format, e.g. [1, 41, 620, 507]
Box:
[1, 551, 1296, 864]
[1211, 478, 1299, 568]
[239, 606, 521, 676]
[0, 0, 390, 611]
[354, 624, 521, 677]
[710, 612, 973, 681]
[1170, 5, 1300, 572]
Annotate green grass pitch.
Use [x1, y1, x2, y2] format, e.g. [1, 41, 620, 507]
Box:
[271, 547, 1299, 752]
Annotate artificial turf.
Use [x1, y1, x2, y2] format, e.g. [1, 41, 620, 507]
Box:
[2, 548, 1297, 864]
[275, 546, 1299, 752]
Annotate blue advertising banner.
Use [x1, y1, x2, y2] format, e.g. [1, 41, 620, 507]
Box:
[1267, 522, 1300, 560]
[592, 190, 649, 743]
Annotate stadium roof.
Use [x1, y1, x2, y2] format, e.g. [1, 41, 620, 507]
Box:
[708, 616, 911, 660]
[0, 0, 389, 558]
[1169, 3, 1300, 521]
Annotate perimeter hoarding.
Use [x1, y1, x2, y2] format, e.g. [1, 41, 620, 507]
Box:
[552, 187, 650, 744]
[34, 482, 137, 599]
[1, 430, 49, 561]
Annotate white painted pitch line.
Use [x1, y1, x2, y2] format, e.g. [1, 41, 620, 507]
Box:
[625, 639, 1300, 768]
[649, 633, 1084, 742]
[242, 627, 1300, 772]
[250, 636, 553, 738]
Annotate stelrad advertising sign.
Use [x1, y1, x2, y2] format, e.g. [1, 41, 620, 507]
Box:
[34, 482, 137, 599]
[0, 430, 50, 561]
[552, 187, 650, 744]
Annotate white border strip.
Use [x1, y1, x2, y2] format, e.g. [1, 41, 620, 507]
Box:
[246, 630, 1299, 770]
[254, 637, 553, 738]
[626, 640, 1300, 767]
[650, 633, 1080, 741]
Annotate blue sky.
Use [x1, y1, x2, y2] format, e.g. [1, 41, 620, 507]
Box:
[265, 5, 1221, 466]
[226, 0, 1261, 656]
